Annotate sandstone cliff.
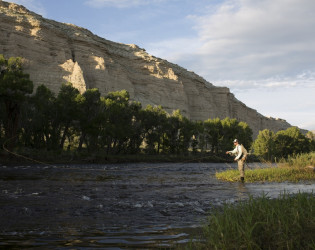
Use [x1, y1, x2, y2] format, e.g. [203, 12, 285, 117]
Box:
[0, 1, 292, 137]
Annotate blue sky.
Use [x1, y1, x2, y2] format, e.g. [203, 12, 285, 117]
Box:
[7, 0, 315, 131]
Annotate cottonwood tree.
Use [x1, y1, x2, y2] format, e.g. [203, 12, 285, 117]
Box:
[204, 118, 223, 154]
[220, 118, 240, 151]
[163, 110, 183, 154]
[275, 127, 311, 158]
[125, 101, 143, 154]
[253, 129, 276, 161]
[76, 88, 102, 151]
[0, 54, 33, 149]
[140, 105, 168, 154]
[237, 121, 253, 150]
[56, 82, 81, 149]
[22, 85, 57, 149]
[102, 90, 137, 154]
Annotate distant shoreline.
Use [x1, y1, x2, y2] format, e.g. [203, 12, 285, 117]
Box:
[0, 150, 239, 166]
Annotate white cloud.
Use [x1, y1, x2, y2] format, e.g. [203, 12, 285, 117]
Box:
[7, 0, 47, 16]
[145, 0, 315, 129]
[85, 0, 166, 8]
[196, 0, 315, 77]
[149, 0, 315, 91]
[216, 71, 315, 91]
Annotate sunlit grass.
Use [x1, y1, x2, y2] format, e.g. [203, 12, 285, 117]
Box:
[216, 152, 315, 183]
[216, 167, 315, 182]
[189, 192, 315, 250]
[280, 151, 315, 168]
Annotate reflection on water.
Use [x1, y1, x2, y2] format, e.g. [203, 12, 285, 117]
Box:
[0, 162, 314, 248]
[236, 182, 248, 200]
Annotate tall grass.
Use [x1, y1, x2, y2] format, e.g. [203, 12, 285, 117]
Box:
[191, 192, 315, 250]
[281, 151, 315, 168]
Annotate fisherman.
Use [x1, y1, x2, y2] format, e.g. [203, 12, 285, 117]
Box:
[226, 139, 248, 182]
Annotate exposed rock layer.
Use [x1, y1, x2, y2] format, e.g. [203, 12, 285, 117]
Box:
[0, 1, 292, 137]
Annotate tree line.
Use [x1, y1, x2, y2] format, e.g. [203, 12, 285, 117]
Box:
[253, 128, 315, 161]
[1, 55, 313, 160]
[0, 55, 253, 156]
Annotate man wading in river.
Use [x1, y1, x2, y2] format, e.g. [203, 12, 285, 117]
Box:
[226, 139, 248, 182]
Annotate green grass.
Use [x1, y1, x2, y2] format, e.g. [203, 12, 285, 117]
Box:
[281, 151, 315, 168]
[216, 167, 315, 182]
[190, 192, 315, 250]
[216, 152, 315, 183]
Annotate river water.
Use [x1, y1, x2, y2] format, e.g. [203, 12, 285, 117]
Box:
[0, 162, 314, 249]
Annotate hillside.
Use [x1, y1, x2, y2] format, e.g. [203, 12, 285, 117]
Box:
[0, 1, 293, 137]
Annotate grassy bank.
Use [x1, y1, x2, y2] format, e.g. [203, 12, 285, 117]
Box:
[216, 152, 315, 182]
[216, 167, 315, 182]
[189, 192, 315, 249]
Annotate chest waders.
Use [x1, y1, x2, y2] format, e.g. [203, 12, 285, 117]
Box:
[238, 144, 247, 182]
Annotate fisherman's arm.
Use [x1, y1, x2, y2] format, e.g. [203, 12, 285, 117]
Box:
[226, 147, 237, 155]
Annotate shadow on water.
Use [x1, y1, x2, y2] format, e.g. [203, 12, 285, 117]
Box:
[0, 163, 314, 248]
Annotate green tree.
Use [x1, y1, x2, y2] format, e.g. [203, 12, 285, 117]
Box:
[22, 85, 57, 149]
[0, 55, 33, 148]
[178, 115, 196, 154]
[204, 118, 223, 153]
[252, 129, 276, 161]
[219, 118, 253, 153]
[162, 110, 195, 154]
[125, 101, 143, 154]
[56, 82, 80, 149]
[275, 127, 311, 158]
[141, 105, 161, 153]
[0, 100, 5, 143]
[102, 90, 135, 154]
[163, 110, 182, 154]
[192, 121, 205, 153]
[77, 88, 102, 151]
[306, 131, 315, 151]
[220, 118, 240, 152]
[237, 121, 253, 150]
[141, 105, 168, 154]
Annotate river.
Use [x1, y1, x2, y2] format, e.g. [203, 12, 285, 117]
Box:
[0, 162, 314, 249]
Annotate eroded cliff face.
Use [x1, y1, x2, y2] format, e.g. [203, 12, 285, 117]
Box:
[0, 1, 292, 137]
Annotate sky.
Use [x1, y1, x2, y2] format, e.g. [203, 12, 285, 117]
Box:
[6, 0, 315, 131]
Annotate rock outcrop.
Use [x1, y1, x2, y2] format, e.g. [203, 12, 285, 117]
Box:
[0, 1, 292, 137]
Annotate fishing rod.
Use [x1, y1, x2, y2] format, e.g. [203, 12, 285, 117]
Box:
[2, 136, 220, 172]
[2, 135, 57, 167]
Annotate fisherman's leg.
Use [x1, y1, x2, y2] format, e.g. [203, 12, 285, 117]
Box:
[238, 160, 245, 182]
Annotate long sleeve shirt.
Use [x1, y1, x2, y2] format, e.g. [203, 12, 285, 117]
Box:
[228, 144, 243, 160]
